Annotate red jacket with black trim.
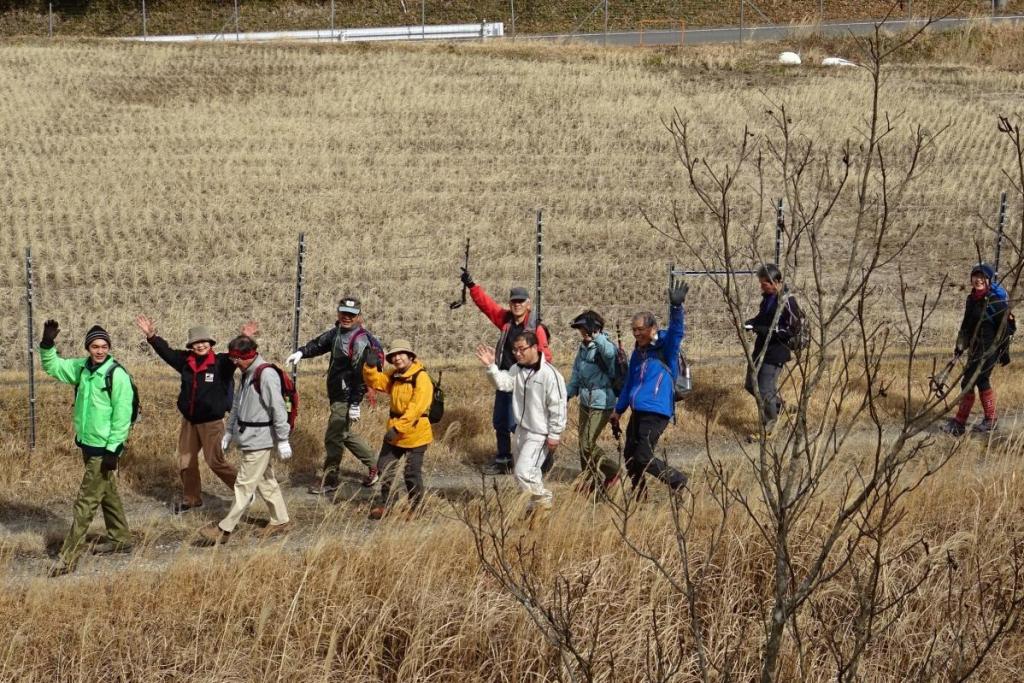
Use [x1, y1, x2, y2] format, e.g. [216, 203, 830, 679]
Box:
[470, 284, 552, 370]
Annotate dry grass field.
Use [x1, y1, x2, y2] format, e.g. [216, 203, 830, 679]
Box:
[2, 22, 1024, 681]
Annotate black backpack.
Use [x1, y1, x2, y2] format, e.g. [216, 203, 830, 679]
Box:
[594, 340, 630, 394]
[77, 360, 142, 425]
[410, 370, 445, 424]
[781, 295, 810, 352]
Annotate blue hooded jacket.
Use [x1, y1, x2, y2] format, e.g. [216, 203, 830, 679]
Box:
[614, 305, 685, 419]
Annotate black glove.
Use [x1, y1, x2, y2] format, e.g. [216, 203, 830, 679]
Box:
[460, 268, 474, 288]
[41, 319, 60, 349]
[364, 348, 383, 370]
[669, 280, 689, 307]
[101, 453, 119, 473]
[385, 427, 399, 443]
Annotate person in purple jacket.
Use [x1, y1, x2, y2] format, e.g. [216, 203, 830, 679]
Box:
[610, 280, 690, 496]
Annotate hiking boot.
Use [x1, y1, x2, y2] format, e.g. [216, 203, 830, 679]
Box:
[940, 419, 966, 436]
[308, 477, 340, 495]
[973, 418, 998, 433]
[540, 452, 555, 475]
[362, 467, 380, 487]
[47, 560, 76, 578]
[483, 459, 513, 476]
[171, 501, 203, 515]
[257, 521, 293, 540]
[197, 523, 230, 546]
[669, 473, 689, 493]
[368, 506, 387, 520]
[91, 540, 133, 555]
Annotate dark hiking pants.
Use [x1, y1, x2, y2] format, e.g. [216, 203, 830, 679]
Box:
[375, 442, 427, 509]
[745, 362, 784, 429]
[623, 411, 687, 494]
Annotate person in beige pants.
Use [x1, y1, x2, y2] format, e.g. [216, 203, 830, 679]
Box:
[198, 335, 292, 545]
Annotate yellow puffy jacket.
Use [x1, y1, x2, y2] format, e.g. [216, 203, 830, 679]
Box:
[363, 361, 434, 449]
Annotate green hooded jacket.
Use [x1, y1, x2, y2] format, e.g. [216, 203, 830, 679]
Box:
[40, 346, 133, 452]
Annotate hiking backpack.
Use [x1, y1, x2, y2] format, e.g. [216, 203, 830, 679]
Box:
[781, 294, 810, 353]
[654, 347, 692, 402]
[410, 369, 445, 424]
[76, 360, 142, 425]
[251, 363, 300, 430]
[595, 341, 630, 395]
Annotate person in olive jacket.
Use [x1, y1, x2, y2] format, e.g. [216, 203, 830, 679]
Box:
[40, 320, 135, 577]
[362, 338, 434, 520]
[135, 315, 256, 513]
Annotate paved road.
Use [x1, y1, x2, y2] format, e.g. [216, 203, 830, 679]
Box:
[528, 13, 1024, 47]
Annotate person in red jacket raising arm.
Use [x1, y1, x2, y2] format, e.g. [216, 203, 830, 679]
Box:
[460, 267, 552, 475]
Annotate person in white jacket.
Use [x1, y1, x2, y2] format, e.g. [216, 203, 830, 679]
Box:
[476, 331, 567, 513]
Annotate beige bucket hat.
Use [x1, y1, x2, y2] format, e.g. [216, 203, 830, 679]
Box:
[385, 338, 416, 360]
[186, 325, 217, 348]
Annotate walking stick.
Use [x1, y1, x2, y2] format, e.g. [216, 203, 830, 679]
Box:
[449, 238, 470, 310]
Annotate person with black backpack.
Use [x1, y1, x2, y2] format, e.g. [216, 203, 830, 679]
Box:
[460, 268, 552, 476]
[198, 335, 292, 545]
[362, 339, 435, 520]
[610, 281, 691, 497]
[134, 316, 256, 514]
[286, 296, 382, 494]
[566, 310, 623, 493]
[39, 321, 136, 577]
[743, 263, 800, 441]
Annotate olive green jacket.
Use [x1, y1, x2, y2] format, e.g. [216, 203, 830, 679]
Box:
[40, 346, 133, 452]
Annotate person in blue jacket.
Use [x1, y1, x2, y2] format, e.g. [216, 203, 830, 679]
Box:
[566, 310, 622, 492]
[610, 281, 690, 496]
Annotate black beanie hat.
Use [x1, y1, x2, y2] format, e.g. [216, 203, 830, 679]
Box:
[84, 325, 111, 350]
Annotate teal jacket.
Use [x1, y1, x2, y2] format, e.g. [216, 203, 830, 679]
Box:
[40, 346, 133, 453]
[566, 333, 618, 410]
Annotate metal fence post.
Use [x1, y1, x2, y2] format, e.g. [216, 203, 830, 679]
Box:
[775, 198, 784, 265]
[48, 3, 53, 38]
[25, 247, 37, 451]
[421, 0, 426, 39]
[291, 233, 306, 385]
[739, 0, 744, 44]
[603, 0, 608, 46]
[535, 209, 544, 324]
[141, 0, 147, 38]
[330, 0, 335, 33]
[510, 0, 516, 37]
[234, 0, 240, 39]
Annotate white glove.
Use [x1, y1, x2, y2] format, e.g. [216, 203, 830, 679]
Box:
[277, 442, 292, 460]
[221, 432, 232, 451]
[348, 404, 361, 422]
[286, 351, 303, 369]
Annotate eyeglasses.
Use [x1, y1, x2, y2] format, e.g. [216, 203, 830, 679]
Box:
[511, 344, 534, 354]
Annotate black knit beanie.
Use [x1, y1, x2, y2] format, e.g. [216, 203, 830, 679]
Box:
[84, 325, 111, 349]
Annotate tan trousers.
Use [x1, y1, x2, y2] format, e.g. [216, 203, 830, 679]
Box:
[218, 448, 289, 533]
[179, 418, 237, 506]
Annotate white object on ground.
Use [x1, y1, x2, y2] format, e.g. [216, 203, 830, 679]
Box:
[778, 51, 802, 66]
[822, 57, 857, 67]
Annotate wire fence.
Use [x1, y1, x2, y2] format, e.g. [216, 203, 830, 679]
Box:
[4, 1, 1021, 41]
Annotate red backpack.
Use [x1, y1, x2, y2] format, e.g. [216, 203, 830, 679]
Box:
[252, 363, 300, 430]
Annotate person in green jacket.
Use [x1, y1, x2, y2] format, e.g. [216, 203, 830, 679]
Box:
[39, 320, 134, 577]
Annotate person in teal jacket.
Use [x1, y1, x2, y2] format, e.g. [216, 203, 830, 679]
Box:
[39, 320, 134, 577]
[566, 310, 622, 492]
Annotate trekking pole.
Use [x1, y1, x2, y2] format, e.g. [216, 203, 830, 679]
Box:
[449, 237, 470, 309]
[535, 208, 543, 324]
[291, 233, 305, 385]
[995, 191, 1008, 278]
[25, 247, 36, 451]
[775, 198, 784, 265]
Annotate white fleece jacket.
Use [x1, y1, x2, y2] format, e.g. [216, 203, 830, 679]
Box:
[486, 358, 568, 442]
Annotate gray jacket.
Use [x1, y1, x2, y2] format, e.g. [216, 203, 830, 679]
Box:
[225, 354, 290, 452]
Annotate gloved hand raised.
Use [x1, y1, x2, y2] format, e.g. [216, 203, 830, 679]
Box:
[669, 280, 689, 307]
[41, 319, 60, 348]
[101, 453, 118, 473]
[285, 351, 303, 369]
[460, 268, 474, 288]
[277, 442, 292, 460]
[348, 404, 361, 422]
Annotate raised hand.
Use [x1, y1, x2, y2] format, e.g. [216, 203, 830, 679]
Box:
[134, 315, 156, 339]
[41, 319, 60, 348]
[240, 320, 259, 338]
[475, 344, 496, 367]
[669, 279, 689, 307]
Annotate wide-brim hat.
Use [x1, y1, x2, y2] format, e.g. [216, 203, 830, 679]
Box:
[186, 325, 216, 347]
[385, 338, 416, 360]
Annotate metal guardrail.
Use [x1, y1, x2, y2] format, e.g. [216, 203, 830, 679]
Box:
[126, 22, 504, 44]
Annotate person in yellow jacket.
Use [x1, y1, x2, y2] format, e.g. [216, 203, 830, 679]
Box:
[362, 338, 433, 520]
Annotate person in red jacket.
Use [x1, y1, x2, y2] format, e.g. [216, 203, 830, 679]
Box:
[460, 268, 551, 475]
